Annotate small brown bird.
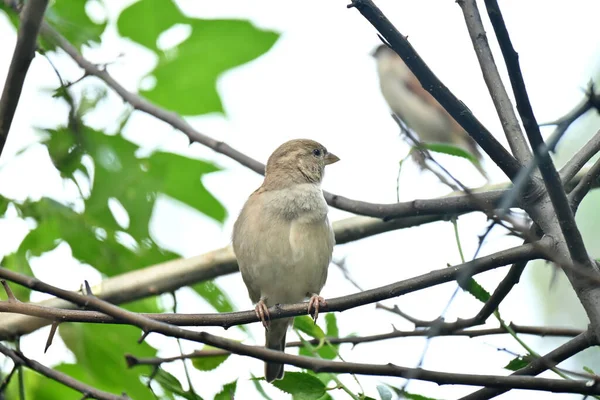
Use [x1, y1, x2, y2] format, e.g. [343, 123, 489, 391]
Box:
[372, 44, 487, 179]
[232, 139, 339, 382]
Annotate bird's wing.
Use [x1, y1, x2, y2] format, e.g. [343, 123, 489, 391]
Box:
[401, 64, 483, 161]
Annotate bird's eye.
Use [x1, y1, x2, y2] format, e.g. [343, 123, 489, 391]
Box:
[312, 148, 321, 157]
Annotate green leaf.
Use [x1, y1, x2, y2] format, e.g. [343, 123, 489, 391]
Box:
[117, 0, 184, 51]
[191, 345, 230, 371]
[1, 252, 34, 301]
[272, 372, 326, 400]
[215, 379, 238, 400]
[141, 19, 279, 116]
[0, 195, 10, 216]
[0, 3, 20, 29]
[377, 385, 393, 400]
[42, 127, 85, 181]
[153, 368, 202, 400]
[421, 142, 479, 165]
[584, 366, 596, 374]
[459, 277, 491, 303]
[294, 316, 325, 339]
[42, 125, 225, 244]
[504, 356, 530, 371]
[17, 197, 177, 277]
[250, 375, 273, 400]
[325, 313, 338, 338]
[4, 368, 81, 400]
[58, 321, 159, 399]
[193, 280, 247, 332]
[43, 0, 107, 51]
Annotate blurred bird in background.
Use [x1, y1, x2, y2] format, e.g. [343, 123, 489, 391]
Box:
[232, 139, 339, 382]
[372, 44, 488, 181]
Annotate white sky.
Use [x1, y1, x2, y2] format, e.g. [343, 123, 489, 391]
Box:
[1, 0, 600, 399]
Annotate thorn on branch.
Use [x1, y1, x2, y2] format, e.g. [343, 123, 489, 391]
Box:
[0, 365, 18, 392]
[44, 322, 59, 353]
[124, 354, 138, 368]
[83, 280, 93, 296]
[138, 330, 151, 344]
[1, 280, 18, 302]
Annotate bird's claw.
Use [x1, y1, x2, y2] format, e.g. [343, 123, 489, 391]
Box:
[307, 294, 327, 324]
[255, 300, 270, 330]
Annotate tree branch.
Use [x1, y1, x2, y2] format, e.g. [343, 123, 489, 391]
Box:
[0, 213, 462, 340]
[0, 240, 545, 332]
[0, 0, 49, 157]
[347, 0, 523, 180]
[484, 0, 600, 342]
[561, 128, 600, 186]
[125, 323, 584, 368]
[0, 272, 598, 395]
[461, 330, 596, 399]
[569, 156, 600, 211]
[0, 343, 128, 400]
[458, 0, 531, 163]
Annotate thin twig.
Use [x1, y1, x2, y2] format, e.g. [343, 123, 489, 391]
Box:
[0, 343, 128, 400]
[569, 156, 600, 211]
[461, 330, 595, 399]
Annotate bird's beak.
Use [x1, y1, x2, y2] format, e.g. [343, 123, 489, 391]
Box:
[324, 152, 340, 165]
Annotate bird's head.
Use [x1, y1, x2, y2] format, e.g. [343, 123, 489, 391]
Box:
[265, 139, 339, 187]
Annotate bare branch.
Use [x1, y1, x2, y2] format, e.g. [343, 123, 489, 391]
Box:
[0, 0, 49, 156]
[0, 240, 545, 330]
[483, 0, 600, 342]
[347, 0, 523, 180]
[561, 129, 600, 185]
[0, 213, 464, 339]
[125, 323, 584, 368]
[458, 0, 531, 163]
[0, 268, 599, 394]
[569, 156, 600, 211]
[461, 330, 595, 399]
[0, 343, 129, 400]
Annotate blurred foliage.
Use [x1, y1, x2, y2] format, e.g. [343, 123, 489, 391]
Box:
[0, 0, 281, 398]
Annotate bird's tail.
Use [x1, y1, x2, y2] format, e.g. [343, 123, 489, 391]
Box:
[264, 317, 291, 382]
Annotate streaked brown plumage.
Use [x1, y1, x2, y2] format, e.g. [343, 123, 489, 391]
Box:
[372, 44, 488, 180]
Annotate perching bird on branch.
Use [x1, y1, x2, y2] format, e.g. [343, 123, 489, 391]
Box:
[372, 44, 488, 180]
[232, 139, 339, 382]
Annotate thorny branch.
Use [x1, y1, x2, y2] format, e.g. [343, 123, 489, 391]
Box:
[0, 240, 545, 330]
[1, 270, 599, 395]
[0, 343, 128, 400]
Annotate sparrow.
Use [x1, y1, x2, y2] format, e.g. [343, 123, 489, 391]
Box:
[372, 44, 488, 180]
[232, 139, 339, 382]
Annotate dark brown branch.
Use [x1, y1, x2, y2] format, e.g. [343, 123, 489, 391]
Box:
[0, 343, 128, 400]
[347, 0, 522, 180]
[0, 0, 49, 157]
[35, 20, 511, 221]
[484, 0, 600, 341]
[461, 330, 596, 399]
[561, 129, 600, 185]
[458, 0, 531, 163]
[0, 240, 545, 329]
[569, 156, 600, 211]
[1, 263, 598, 394]
[126, 323, 585, 368]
